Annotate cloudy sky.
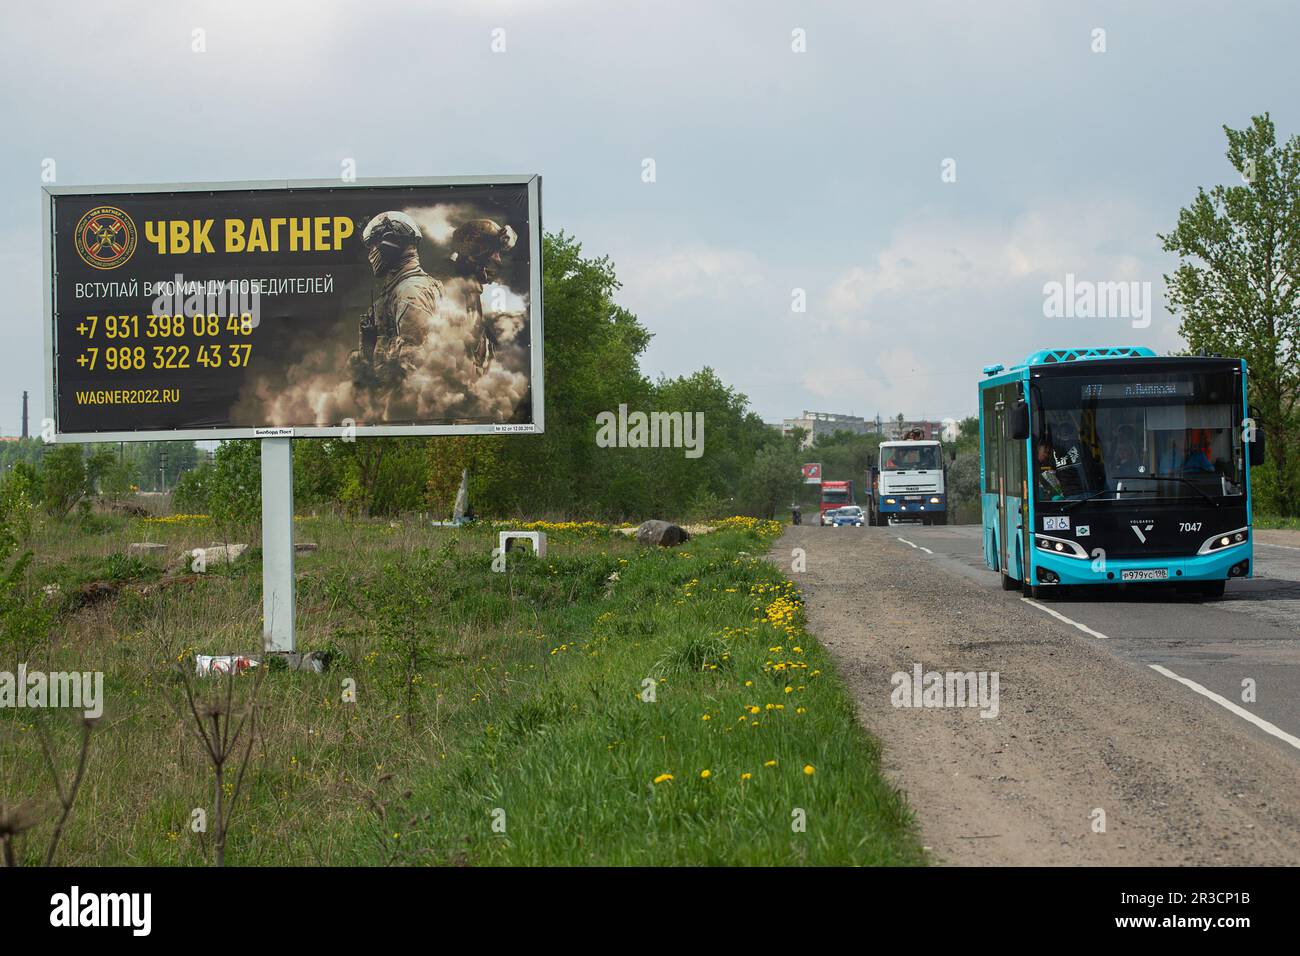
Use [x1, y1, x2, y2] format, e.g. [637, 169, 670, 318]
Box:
[1, 0, 1295, 433]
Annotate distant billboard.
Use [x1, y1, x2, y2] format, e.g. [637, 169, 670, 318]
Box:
[43, 176, 543, 441]
[802, 462, 822, 484]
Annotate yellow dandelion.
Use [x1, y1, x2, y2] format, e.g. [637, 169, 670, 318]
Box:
[653, 773, 674, 785]
[803, 764, 815, 776]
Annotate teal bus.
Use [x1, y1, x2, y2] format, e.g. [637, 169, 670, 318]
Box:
[979, 347, 1263, 599]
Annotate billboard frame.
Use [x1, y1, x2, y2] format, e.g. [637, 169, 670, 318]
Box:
[42, 174, 545, 443]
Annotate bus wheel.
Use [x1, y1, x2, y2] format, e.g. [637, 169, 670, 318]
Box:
[1201, 580, 1226, 600]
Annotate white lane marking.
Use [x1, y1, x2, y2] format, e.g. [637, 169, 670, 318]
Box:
[1148, 664, 1300, 753]
[1020, 598, 1110, 639]
[1258, 541, 1300, 552]
[1020, 598, 1300, 749]
[896, 536, 933, 554]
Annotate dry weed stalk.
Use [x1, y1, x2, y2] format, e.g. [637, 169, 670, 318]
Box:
[1, 715, 97, 867]
[176, 661, 266, 866]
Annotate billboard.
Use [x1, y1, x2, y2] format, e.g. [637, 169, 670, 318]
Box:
[802, 462, 822, 484]
[42, 176, 543, 441]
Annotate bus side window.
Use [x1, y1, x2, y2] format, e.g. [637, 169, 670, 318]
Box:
[983, 389, 999, 494]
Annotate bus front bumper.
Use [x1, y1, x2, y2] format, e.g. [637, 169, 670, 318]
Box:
[1030, 542, 1252, 586]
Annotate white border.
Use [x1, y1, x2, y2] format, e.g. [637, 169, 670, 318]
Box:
[43, 175, 544, 442]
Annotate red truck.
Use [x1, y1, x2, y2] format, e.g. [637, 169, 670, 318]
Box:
[819, 480, 855, 525]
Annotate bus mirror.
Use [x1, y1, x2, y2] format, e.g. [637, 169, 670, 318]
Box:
[1009, 401, 1030, 440]
[1250, 428, 1266, 466]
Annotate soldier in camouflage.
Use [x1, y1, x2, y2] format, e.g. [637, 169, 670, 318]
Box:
[448, 218, 518, 377]
[349, 210, 445, 391]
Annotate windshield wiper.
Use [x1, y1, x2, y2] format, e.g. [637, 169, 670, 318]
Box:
[1060, 489, 1111, 511]
[1119, 474, 1220, 506]
[1060, 475, 1221, 510]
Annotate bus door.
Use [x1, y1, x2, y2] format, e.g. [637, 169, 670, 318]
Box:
[996, 400, 1010, 577]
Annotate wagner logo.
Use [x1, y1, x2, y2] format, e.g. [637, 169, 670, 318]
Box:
[73, 205, 137, 270]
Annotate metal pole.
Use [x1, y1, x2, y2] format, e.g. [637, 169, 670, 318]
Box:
[261, 437, 295, 653]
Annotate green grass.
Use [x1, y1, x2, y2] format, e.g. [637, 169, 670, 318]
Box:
[1253, 513, 1300, 530]
[1, 514, 922, 866]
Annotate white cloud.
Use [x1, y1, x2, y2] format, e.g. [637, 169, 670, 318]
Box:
[617, 244, 765, 304]
[802, 197, 1186, 417]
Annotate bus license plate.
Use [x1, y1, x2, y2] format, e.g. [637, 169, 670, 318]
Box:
[1121, 569, 1168, 581]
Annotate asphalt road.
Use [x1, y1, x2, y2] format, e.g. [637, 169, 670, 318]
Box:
[776, 522, 1300, 864]
[887, 523, 1300, 756]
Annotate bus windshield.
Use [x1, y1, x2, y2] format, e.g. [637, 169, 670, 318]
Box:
[881, 445, 940, 471]
[1033, 367, 1244, 503]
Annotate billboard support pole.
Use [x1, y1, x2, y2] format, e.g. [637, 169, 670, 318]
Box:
[261, 438, 295, 653]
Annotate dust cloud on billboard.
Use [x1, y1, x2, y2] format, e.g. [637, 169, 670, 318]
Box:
[43, 176, 543, 440]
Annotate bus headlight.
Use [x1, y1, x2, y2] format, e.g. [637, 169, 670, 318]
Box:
[1198, 527, 1249, 555]
[929, 497, 940, 504]
[1034, 534, 1088, 559]
[885, 498, 896, 504]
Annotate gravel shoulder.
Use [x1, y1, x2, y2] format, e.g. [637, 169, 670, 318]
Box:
[773, 525, 1300, 866]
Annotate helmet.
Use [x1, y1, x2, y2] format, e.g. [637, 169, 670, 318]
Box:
[362, 211, 421, 252]
[450, 219, 517, 268]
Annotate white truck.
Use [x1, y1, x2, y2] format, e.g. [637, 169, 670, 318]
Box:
[867, 439, 948, 526]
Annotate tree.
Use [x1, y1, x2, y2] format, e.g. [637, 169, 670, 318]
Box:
[1161, 113, 1300, 515]
[97, 453, 137, 502]
[171, 460, 212, 514]
[743, 441, 800, 520]
[207, 441, 261, 534]
[38, 445, 89, 519]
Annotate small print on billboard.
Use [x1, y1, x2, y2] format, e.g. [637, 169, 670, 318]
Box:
[45, 176, 542, 440]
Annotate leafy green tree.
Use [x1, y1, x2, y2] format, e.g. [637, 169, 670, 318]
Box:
[171, 460, 212, 514]
[0, 468, 38, 545]
[0, 504, 49, 656]
[742, 441, 801, 520]
[208, 440, 261, 535]
[1161, 113, 1300, 515]
[85, 446, 118, 495]
[97, 453, 138, 502]
[38, 444, 89, 519]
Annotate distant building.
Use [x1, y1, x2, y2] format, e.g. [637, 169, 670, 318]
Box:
[777, 411, 951, 447]
[782, 411, 872, 448]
